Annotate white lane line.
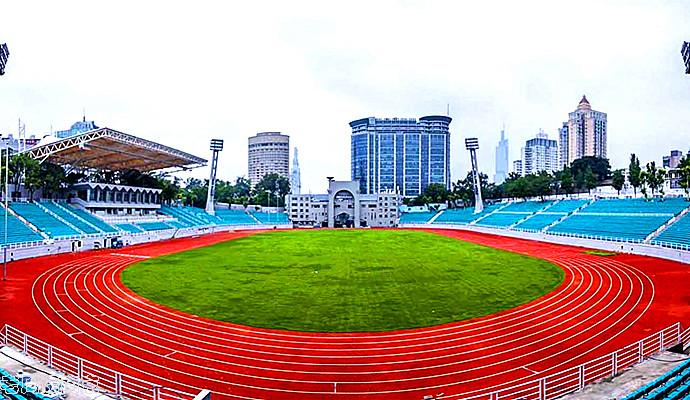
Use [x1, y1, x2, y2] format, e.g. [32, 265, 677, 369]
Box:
[111, 253, 151, 259]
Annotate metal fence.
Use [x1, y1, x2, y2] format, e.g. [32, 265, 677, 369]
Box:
[0, 323, 686, 400]
[1, 325, 199, 400]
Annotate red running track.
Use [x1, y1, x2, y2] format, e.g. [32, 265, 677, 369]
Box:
[1, 228, 690, 400]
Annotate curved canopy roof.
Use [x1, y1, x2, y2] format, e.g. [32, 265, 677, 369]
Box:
[25, 127, 207, 172]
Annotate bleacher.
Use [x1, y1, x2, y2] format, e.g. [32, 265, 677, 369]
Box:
[251, 212, 289, 224]
[215, 209, 257, 225]
[0, 366, 51, 400]
[475, 201, 553, 228]
[136, 222, 173, 231]
[514, 199, 589, 231]
[160, 206, 208, 227]
[431, 204, 503, 225]
[0, 207, 44, 244]
[68, 206, 119, 233]
[652, 212, 690, 249]
[116, 223, 143, 233]
[400, 211, 437, 224]
[548, 198, 689, 242]
[41, 202, 99, 234]
[622, 358, 690, 400]
[9, 202, 80, 238]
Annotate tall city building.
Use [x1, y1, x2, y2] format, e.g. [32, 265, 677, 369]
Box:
[494, 128, 509, 184]
[523, 130, 559, 175]
[248, 132, 290, 185]
[512, 159, 523, 176]
[291, 147, 301, 194]
[350, 116, 451, 196]
[682, 41, 690, 74]
[663, 150, 684, 169]
[559, 95, 607, 167]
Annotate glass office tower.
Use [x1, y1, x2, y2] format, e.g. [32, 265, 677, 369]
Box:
[350, 116, 451, 197]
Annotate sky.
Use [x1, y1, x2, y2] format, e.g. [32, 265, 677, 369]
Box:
[1, 0, 689, 193]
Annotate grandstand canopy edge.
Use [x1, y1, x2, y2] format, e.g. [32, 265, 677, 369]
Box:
[24, 128, 207, 172]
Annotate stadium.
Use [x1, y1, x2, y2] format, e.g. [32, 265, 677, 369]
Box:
[0, 121, 689, 400]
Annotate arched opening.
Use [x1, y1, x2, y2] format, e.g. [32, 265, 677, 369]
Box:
[333, 190, 355, 228]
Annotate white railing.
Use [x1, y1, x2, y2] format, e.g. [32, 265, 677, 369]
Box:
[458, 323, 682, 400]
[1, 325, 200, 400]
[1, 323, 684, 400]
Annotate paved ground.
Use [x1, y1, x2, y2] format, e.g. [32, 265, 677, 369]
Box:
[561, 350, 690, 400]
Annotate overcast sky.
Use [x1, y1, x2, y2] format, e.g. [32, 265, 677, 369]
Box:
[1, 1, 689, 192]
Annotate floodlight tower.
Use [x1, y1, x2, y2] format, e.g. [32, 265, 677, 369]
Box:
[205, 139, 224, 215]
[465, 137, 484, 214]
[0, 43, 9, 76]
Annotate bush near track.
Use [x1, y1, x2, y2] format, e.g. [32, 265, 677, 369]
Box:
[121, 230, 564, 332]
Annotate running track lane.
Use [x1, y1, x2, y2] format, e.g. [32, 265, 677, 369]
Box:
[1, 229, 689, 400]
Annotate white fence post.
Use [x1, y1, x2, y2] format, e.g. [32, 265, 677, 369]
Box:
[611, 352, 618, 376]
[78, 358, 84, 382]
[638, 341, 644, 363]
[578, 365, 585, 390]
[115, 373, 121, 396]
[47, 346, 53, 368]
[22, 333, 28, 354]
[659, 331, 664, 352]
[153, 386, 160, 400]
[539, 378, 546, 400]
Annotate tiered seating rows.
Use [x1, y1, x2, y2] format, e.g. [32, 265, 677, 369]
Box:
[41, 202, 99, 234]
[0, 207, 43, 244]
[137, 222, 173, 231]
[432, 204, 503, 225]
[548, 214, 669, 241]
[622, 359, 690, 400]
[652, 213, 690, 248]
[9, 203, 79, 238]
[251, 212, 289, 224]
[400, 211, 437, 224]
[68, 206, 119, 233]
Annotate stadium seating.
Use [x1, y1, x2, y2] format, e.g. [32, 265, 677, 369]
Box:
[251, 212, 289, 224]
[215, 209, 257, 225]
[622, 358, 690, 400]
[0, 367, 50, 400]
[160, 206, 208, 227]
[0, 207, 44, 244]
[9, 202, 80, 238]
[548, 198, 689, 242]
[652, 211, 690, 249]
[400, 211, 438, 224]
[116, 223, 144, 233]
[514, 199, 589, 231]
[475, 201, 554, 228]
[41, 202, 99, 234]
[432, 204, 503, 225]
[68, 206, 119, 233]
[136, 222, 173, 231]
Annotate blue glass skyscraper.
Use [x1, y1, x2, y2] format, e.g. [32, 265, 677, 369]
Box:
[350, 116, 451, 197]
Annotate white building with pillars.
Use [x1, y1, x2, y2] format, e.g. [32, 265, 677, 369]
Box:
[285, 179, 400, 228]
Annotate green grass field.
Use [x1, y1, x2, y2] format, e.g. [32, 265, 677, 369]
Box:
[121, 230, 564, 332]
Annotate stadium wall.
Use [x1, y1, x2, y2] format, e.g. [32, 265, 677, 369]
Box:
[402, 224, 690, 264]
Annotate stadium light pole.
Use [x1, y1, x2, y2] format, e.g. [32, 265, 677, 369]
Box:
[3, 147, 8, 281]
[465, 137, 484, 214]
[205, 139, 224, 216]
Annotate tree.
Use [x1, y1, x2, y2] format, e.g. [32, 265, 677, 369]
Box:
[628, 154, 642, 197]
[678, 155, 690, 200]
[560, 167, 574, 195]
[8, 153, 40, 199]
[533, 171, 553, 201]
[571, 156, 611, 182]
[584, 167, 597, 194]
[612, 169, 625, 196]
[39, 162, 66, 199]
[643, 161, 666, 197]
[253, 173, 290, 207]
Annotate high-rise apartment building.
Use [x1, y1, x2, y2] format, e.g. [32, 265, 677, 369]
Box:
[494, 129, 509, 184]
[559, 95, 607, 167]
[291, 147, 301, 194]
[523, 130, 559, 175]
[248, 132, 290, 185]
[513, 159, 523, 176]
[663, 150, 684, 169]
[350, 116, 451, 196]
